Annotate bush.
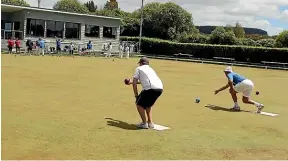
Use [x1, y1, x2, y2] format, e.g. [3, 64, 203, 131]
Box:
[179, 34, 208, 44]
[238, 38, 260, 46]
[257, 38, 275, 48]
[121, 36, 288, 63]
[209, 27, 237, 45]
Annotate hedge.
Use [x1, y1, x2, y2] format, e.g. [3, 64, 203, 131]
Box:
[121, 36, 288, 63]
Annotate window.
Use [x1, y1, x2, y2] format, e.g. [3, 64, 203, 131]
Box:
[85, 25, 99, 37]
[1, 20, 4, 30]
[5, 22, 12, 30]
[14, 22, 20, 30]
[26, 18, 44, 37]
[103, 26, 116, 39]
[65, 22, 80, 39]
[46, 20, 64, 38]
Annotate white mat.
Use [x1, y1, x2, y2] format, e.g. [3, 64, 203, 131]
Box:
[152, 124, 170, 131]
[260, 111, 279, 117]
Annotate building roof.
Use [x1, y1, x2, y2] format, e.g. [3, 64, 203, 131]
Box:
[1, 4, 121, 20]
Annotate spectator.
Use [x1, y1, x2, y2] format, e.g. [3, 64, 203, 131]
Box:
[55, 36, 63, 55]
[87, 40, 92, 50]
[26, 38, 33, 55]
[15, 38, 21, 54]
[69, 42, 74, 55]
[125, 44, 130, 59]
[36, 38, 41, 55]
[130, 44, 134, 54]
[39, 38, 45, 56]
[119, 43, 124, 58]
[105, 42, 112, 58]
[7, 38, 14, 54]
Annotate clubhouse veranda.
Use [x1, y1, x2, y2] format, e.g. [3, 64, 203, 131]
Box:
[1, 4, 121, 51]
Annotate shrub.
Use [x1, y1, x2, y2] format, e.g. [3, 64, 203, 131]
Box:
[121, 36, 288, 63]
[257, 38, 276, 48]
[209, 27, 237, 45]
[239, 38, 259, 46]
[179, 34, 208, 44]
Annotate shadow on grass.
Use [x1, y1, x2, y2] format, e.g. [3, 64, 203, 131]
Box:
[205, 104, 252, 113]
[105, 118, 140, 130]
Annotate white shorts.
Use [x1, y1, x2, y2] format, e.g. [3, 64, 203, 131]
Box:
[233, 79, 254, 97]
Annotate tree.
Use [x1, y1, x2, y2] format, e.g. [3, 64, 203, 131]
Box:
[53, 0, 89, 14]
[209, 26, 226, 44]
[223, 30, 237, 45]
[276, 30, 288, 48]
[104, 0, 118, 10]
[1, 0, 30, 6]
[84, 0, 97, 12]
[133, 2, 196, 40]
[209, 26, 237, 45]
[233, 22, 245, 38]
[225, 24, 233, 32]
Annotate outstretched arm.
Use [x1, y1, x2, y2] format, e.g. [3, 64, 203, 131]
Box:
[215, 83, 230, 94]
[215, 79, 234, 94]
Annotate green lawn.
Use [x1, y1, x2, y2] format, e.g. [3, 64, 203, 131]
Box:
[2, 54, 288, 159]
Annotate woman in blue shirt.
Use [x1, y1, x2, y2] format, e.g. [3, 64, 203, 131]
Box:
[214, 66, 264, 113]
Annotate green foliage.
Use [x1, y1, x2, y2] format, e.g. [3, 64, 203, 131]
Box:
[179, 33, 208, 44]
[53, 0, 89, 14]
[223, 30, 237, 45]
[238, 38, 259, 46]
[233, 22, 245, 38]
[209, 27, 237, 45]
[104, 0, 118, 10]
[245, 34, 271, 41]
[257, 38, 276, 48]
[225, 24, 233, 32]
[121, 36, 288, 63]
[1, 0, 30, 6]
[84, 0, 97, 12]
[276, 30, 288, 48]
[131, 2, 196, 40]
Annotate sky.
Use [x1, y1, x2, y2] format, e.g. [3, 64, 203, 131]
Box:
[26, 0, 288, 36]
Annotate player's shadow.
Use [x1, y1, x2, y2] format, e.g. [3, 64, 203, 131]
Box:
[105, 118, 140, 130]
[205, 104, 251, 113]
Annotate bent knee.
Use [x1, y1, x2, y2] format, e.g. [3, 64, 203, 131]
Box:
[242, 97, 249, 103]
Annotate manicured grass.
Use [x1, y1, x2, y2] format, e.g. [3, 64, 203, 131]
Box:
[2, 54, 288, 159]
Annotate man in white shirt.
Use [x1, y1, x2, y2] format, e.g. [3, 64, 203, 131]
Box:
[128, 57, 163, 129]
[119, 43, 123, 58]
[125, 44, 130, 59]
[105, 42, 112, 58]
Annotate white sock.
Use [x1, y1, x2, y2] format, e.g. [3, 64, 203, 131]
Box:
[234, 102, 239, 107]
[254, 102, 260, 107]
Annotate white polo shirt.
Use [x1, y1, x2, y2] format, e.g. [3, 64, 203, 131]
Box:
[109, 44, 112, 51]
[133, 65, 163, 90]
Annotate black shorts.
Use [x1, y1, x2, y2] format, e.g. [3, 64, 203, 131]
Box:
[136, 89, 163, 108]
[8, 46, 12, 51]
